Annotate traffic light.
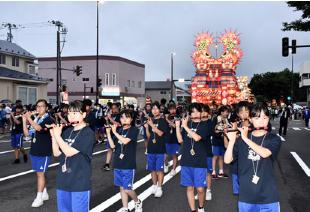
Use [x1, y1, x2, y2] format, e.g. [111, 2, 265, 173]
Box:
[75, 65, 82, 76]
[282, 37, 289, 57]
[292, 39, 297, 54]
[98, 78, 102, 87]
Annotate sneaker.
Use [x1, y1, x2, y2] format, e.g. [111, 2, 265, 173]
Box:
[42, 189, 49, 201]
[206, 190, 212, 201]
[134, 199, 143, 212]
[194, 194, 198, 200]
[31, 197, 43, 208]
[169, 169, 176, 176]
[164, 165, 169, 174]
[23, 154, 28, 163]
[198, 207, 205, 212]
[103, 164, 110, 171]
[151, 185, 157, 195]
[211, 173, 219, 179]
[218, 173, 229, 178]
[12, 159, 20, 164]
[119, 208, 129, 212]
[154, 187, 163, 198]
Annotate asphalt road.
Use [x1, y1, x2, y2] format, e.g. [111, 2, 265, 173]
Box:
[0, 118, 309, 212]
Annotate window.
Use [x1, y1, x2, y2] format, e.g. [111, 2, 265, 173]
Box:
[18, 86, 37, 105]
[12, 56, 19, 67]
[132, 81, 135, 88]
[112, 73, 117, 86]
[28, 64, 36, 75]
[105, 73, 109, 86]
[0, 54, 6, 65]
[127, 80, 131, 87]
[138, 81, 142, 88]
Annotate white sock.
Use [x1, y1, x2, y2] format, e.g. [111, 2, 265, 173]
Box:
[207, 189, 211, 192]
[219, 169, 224, 174]
[43, 188, 47, 193]
[36, 192, 43, 199]
[157, 186, 162, 190]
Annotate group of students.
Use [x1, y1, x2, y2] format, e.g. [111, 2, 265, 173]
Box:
[10, 98, 282, 212]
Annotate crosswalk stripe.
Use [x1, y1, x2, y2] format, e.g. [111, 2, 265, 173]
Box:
[0, 139, 144, 182]
[118, 166, 182, 212]
[277, 134, 285, 142]
[90, 155, 181, 212]
[292, 127, 301, 131]
[290, 152, 310, 177]
[304, 128, 310, 131]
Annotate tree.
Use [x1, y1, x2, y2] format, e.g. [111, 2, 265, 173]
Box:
[249, 68, 307, 102]
[282, 2, 310, 31]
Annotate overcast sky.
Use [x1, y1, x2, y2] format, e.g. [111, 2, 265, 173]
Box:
[1, 1, 309, 83]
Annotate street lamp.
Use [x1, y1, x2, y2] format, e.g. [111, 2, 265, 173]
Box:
[96, 0, 104, 104]
[170, 52, 176, 101]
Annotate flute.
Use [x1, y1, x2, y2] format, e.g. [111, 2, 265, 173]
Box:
[43, 121, 80, 131]
[217, 126, 269, 134]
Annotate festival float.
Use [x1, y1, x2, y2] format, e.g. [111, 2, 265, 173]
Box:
[190, 30, 244, 105]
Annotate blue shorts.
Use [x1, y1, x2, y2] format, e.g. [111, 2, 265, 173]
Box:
[57, 189, 90, 212]
[206, 157, 213, 174]
[105, 141, 111, 149]
[147, 154, 164, 171]
[30, 155, 51, 173]
[232, 174, 239, 195]
[114, 169, 135, 190]
[180, 166, 207, 188]
[238, 201, 280, 212]
[165, 143, 179, 155]
[212, 146, 225, 156]
[11, 133, 23, 149]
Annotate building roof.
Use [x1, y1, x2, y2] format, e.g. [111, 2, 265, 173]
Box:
[0, 40, 36, 59]
[0, 66, 47, 83]
[145, 81, 172, 90]
[38, 55, 145, 68]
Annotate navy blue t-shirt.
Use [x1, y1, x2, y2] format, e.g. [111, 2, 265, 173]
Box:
[112, 126, 139, 169]
[166, 116, 179, 144]
[147, 117, 168, 154]
[233, 132, 281, 204]
[56, 126, 95, 192]
[30, 115, 54, 157]
[204, 119, 213, 157]
[180, 121, 209, 168]
[11, 116, 23, 135]
[85, 111, 96, 131]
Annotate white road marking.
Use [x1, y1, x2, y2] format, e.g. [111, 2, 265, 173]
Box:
[0, 139, 144, 182]
[118, 165, 182, 212]
[276, 134, 285, 142]
[292, 127, 301, 131]
[304, 128, 310, 131]
[290, 152, 310, 177]
[90, 155, 181, 212]
[0, 140, 11, 143]
[0, 147, 30, 155]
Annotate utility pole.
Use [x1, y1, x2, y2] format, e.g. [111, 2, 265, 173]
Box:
[170, 52, 176, 101]
[96, 1, 100, 104]
[50, 20, 66, 105]
[2, 23, 18, 42]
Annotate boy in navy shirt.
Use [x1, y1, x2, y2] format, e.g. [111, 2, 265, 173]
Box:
[10, 104, 28, 164]
[106, 109, 143, 212]
[145, 101, 169, 198]
[176, 103, 210, 212]
[51, 100, 95, 212]
[164, 103, 180, 176]
[224, 104, 281, 212]
[103, 102, 121, 171]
